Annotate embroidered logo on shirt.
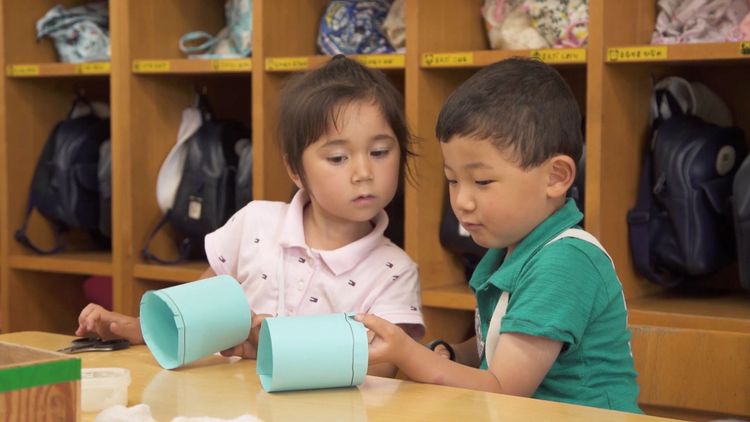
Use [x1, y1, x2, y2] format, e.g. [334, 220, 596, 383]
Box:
[298, 257, 306, 263]
[218, 256, 226, 263]
[410, 306, 418, 311]
[254, 238, 260, 243]
[309, 296, 318, 303]
[261, 274, 267, 279]
[392, 275, 400, 281]
[348, 280, 356, 287]
[385, 262, 393, 268]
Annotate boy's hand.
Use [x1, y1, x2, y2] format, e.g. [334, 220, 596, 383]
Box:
[76, 303, 144, 344]
[220, 312, 271, 359]
[356, 314, 410, 366]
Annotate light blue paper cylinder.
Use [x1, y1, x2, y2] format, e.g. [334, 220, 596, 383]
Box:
[140, 275, 251, 370]
[257, 313, 368, 392]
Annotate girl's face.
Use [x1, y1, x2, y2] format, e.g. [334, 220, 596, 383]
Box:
[291, 100, 401, 231]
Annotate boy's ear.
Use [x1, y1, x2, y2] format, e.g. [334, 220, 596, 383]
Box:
[283, 156, 305, 190]
[545, 155, 576, 199]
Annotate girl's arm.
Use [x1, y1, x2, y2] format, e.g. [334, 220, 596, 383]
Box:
[435, 336, 481, 368]
[359, 314, 562, 396]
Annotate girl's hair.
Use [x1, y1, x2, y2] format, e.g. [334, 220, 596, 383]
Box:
[278, 55, 414, 188]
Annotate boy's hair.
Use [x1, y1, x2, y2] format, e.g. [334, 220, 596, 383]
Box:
[435, 57, 583, 168]
[278, 55, 414, 187]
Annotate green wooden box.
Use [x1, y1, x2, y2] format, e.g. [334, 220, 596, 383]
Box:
[0, 341, 81, 421]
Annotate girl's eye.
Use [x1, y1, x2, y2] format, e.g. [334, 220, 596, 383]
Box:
[475, 180, 494, 186]
[445, 178, 457, 185]
[371, 149, 390, 158]
[327, 155, 347, 164]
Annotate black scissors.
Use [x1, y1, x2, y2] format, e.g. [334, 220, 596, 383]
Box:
[57, 337, 131, 354]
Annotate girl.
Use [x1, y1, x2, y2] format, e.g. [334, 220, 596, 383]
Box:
[77, 56, 424, 377]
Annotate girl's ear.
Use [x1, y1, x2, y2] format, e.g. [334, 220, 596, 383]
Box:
[546, 155, 576, 199]
[284, 156, 305, 190]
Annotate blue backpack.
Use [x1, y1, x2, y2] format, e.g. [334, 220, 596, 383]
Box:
[15, 96, 111, 254]
[628, 90, 747, 287]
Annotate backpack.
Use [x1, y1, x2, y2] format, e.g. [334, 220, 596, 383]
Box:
[15, 96, 111, 254]
[142, 96, 251, 264]
[628, 89, 747, 287]
[733, 155, 750, 290]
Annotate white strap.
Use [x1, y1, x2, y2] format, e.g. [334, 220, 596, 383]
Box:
[483, 228, 611, 363]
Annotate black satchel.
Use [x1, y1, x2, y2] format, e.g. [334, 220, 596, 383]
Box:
[15, 95, 111, 254]
[142, 97, 251, 264]
[628, 91, 747, 287]
[733, 155, 750, 290]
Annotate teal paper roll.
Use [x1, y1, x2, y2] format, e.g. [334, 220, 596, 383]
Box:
[140, 275, 251, 369]
[257, 313, 368, 392]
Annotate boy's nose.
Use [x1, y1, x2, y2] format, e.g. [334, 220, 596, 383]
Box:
[453, 188, 475, 212]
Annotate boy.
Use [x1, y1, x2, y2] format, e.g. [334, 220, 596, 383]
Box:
[358, 58, 641, 413]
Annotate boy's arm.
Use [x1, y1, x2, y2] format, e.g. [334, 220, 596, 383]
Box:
[360, 314, 561, 396]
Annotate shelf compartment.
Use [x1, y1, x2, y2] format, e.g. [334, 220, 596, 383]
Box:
[132, 58, 252, 75]
[422, 284, 476, 311]
[264, 54, 406, 73]
[133, 262, 207, 283]
[420, 48, 587, 69]
[628, 291, 750, 334]
[5, 61, 111, 77]
[8, 252, 113, 276]
[606, 42, 750, 64]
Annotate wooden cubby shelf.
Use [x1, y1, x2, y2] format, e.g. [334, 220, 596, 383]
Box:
[1, 0, 748, 418]
[264, 53, 406, 73]
[421, 284, 476, 311]
[132, 58, 252, 75]
[5, 61, 111, 77]
[7, 252, 113, 276]
[133, 262, 207, 284]
[420, 48, 587, 69]
[606, 42, 750, 64]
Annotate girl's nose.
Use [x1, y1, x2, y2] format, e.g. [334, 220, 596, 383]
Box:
[352, 157, 374, 183]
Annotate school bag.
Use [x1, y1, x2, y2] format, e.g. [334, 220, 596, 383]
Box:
[733, 155, 750, 290]
[15, 96, 111, 254]
[628, 88, 747, 287]
[142, 95, 252, 264]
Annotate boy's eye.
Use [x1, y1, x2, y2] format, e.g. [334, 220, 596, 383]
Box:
[475, 180, 494, 186]
[327, 155, 347, 164]
[445, 178, 457, 185]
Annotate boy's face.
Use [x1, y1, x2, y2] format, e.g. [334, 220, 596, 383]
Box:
[290, 100, 400, 228]
[441, 136, 557, 254]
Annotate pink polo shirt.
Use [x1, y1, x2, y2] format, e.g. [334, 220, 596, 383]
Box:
[205, 190, 424, 334]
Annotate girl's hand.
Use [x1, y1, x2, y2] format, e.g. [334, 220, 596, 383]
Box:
[356, 314, 409, 365]
[220, 312, 272, 359]
[76, 303, 144, 344]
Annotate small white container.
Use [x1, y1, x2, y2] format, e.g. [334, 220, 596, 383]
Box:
[81, 367, 131, 413]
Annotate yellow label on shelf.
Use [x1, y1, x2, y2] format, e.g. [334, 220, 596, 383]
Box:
[265, 57, 309, 71]
[78, 62, 111, 74]
[741, 42, 750, 55]
[211, 58, 252, 72]
[132, 60, 171, 73]
[421, 52, 474, 67]
[6, 64, 40, 76]
[606, 46, 667, 62]
[530, 48, 586, 63]
[355, 54, 405, 69]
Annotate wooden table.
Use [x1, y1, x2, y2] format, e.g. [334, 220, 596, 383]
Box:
[1, 332, 675, 422]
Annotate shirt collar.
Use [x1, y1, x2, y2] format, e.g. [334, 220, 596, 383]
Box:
[278, 189, 389, 276]
[470, 198, 583, 291]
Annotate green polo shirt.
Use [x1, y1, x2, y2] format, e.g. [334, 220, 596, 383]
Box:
[470, 199, 641, 413]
